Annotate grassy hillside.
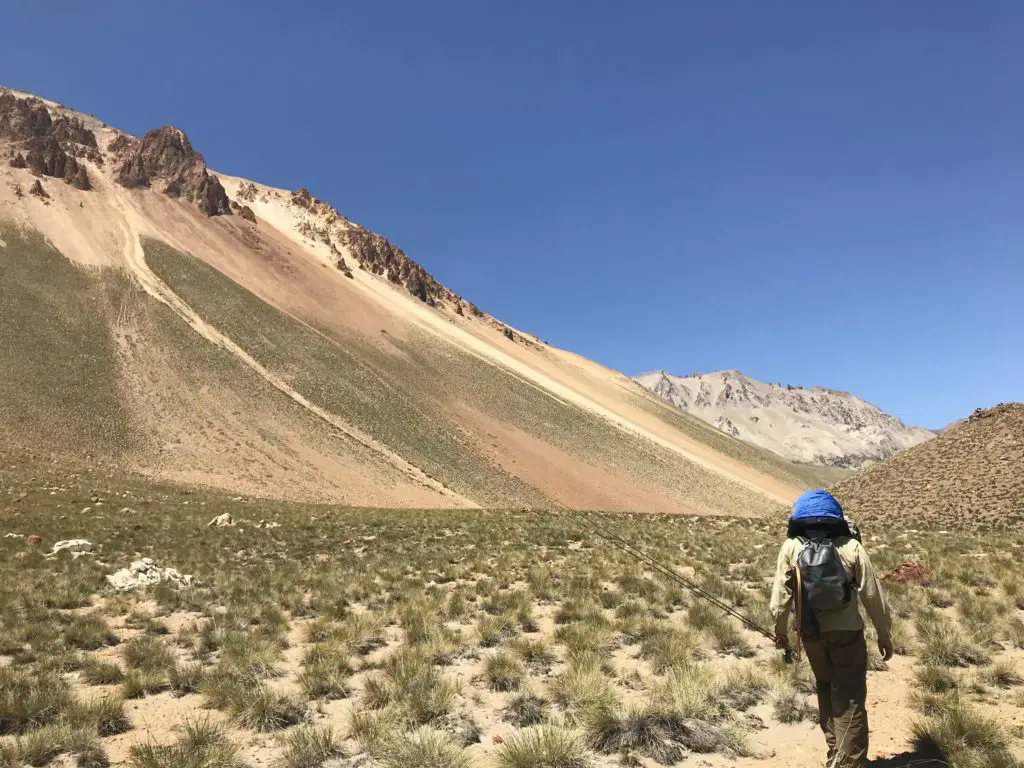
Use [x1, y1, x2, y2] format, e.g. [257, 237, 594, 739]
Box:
[833, 403, 1024, 530]
[0, 223, 138, 460]
[146, 239, 783, 515]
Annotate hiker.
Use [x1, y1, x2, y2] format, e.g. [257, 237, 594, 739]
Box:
[770, 489, 892, 768]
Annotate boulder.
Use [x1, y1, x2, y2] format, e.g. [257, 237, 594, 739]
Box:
[116, 126, 230, 215]
[207, 512, 234, 528]
[106, 558, 193, 592]
[49, 539, 93, 557]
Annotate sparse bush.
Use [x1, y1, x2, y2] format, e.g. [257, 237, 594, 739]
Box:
[495, 725, 592, 768]
[230, 684, 305, 732]
[80, 659, 125, 686]
[379, 727, 472, 768]
[912, 700, 1018, 768]
[169, 662, 203, 696]
[502, 693, 549, 727]
[273, 725, 345, 768]
[130, 718, 244, 768]
[484, 651, 526, 692]
[64, 614, 119, 651]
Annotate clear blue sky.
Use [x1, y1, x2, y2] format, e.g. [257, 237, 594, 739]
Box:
[3, 2, 1021, 428]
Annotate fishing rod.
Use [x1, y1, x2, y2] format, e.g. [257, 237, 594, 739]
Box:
[547, 507, 795, 660]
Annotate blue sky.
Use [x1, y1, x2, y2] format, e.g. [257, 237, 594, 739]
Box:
[2, 2, 1021, 428]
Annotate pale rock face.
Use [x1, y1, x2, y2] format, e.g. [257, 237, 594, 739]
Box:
[635, 370, 934, 468]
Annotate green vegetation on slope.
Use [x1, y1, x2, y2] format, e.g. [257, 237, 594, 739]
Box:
[0, 223, 137, 460]
[144, 238, 551, 508]
[146, 238, 784, 514]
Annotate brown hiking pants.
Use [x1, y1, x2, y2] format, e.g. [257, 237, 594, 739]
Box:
[803, 629, 869, 768]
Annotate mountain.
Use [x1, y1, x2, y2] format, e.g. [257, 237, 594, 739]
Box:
[634, 369, 934, 469]
[832, 403, 1024, 530]
[0, 88, 841, 514]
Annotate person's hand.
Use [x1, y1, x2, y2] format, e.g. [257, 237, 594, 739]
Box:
[877, 634, 894, 662]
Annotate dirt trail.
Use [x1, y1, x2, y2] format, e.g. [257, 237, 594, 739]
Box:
[113, 203, 475, 508]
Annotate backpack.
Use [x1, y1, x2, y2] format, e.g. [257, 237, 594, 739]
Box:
[796, 535, 852, 638]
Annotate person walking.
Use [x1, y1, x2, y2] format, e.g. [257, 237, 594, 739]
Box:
[770, 489, 893, 768]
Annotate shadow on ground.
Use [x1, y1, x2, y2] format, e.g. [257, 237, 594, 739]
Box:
[870, 744, 948, 767]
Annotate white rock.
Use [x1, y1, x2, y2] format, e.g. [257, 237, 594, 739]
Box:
[106, 558, 194, 592]
[49, 539, 94, 557]
[207, 513, 234, 528]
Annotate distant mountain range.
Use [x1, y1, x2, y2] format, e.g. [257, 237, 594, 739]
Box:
[634, 369, 935, 468]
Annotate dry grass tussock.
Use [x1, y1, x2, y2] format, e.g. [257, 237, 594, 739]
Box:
[2, 461, 1024, 765]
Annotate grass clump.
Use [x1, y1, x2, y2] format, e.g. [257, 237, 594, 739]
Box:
[483, 651, 526, 692]
[63, 614, 119, 651]
[549, 666, 618, 725]
[273, 725, 345, 768]
[81, 659, 125, 686]
[916, 614, 989, 668]
[230, 684, 305, 732]
[771, 686, 816, 724]
[378, 727, 472, 768]
[912, 700, 1018, 768]
[502, 694, 549, 727]
[129, 718, 244, 768]
[68, 695, 131, 736]
[362, 648, 459, 724]
[495, 725, 592, 768]
[0, 667, 72, 735]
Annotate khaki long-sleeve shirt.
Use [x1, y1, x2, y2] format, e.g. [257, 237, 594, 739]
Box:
[770, 535, 892, 639]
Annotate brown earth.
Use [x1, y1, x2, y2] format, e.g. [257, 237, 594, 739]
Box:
[832, 403, 1024, 530]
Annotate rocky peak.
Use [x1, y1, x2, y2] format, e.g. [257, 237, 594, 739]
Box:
[116, 126, 230, 216]
[0, 91, 96, 190]
[635, 369, 934, 468]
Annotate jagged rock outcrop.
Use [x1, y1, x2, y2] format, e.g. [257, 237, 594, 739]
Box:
[68, 163, 91, 190]
[116, 126, 231, 216]
[636, 369, 934, 468]
[0, 91, 98, 188]
[344, 226, 443, 305]
[237, 181, 259, 202]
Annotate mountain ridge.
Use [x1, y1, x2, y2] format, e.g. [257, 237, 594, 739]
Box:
[634, 368, 934, 469]
[1, 87, 828, 514]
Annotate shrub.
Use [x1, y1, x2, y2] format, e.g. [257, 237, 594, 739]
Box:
[912, 700, 1018, 768]
[273, 725, 345, 768]
[379, 727, 472, 768]
[64, 614, 119, 651]
[80, 659, 125, 686]
[483, 651, 526, 692]
[494, 725, 592, 768]
[502, 694, 549, 727]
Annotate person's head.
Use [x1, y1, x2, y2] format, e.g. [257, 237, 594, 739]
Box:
[787, 489, 848, 539]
